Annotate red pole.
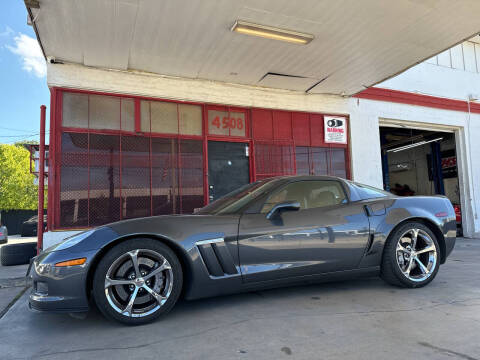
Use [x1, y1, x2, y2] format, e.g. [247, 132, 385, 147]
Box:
[37, 105, 46, 254]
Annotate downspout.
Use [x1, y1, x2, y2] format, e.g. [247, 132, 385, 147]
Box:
[37, 105, 46, 254]
[466, 97, 478, 236]
[25, 2, 47, 61]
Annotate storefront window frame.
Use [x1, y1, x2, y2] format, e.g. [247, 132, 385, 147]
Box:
[51, 88, 350, 230]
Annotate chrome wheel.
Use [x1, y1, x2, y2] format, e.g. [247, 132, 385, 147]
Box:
[396, 228, 437, 282]
[104, 249, 173, 317]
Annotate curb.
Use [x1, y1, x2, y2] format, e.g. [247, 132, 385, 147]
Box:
[0, 286, 30, 320]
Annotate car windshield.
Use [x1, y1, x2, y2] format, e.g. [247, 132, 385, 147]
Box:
[196, 179, 281, 215]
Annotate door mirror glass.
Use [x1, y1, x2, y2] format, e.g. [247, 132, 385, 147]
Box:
[266, 201, 300, 219]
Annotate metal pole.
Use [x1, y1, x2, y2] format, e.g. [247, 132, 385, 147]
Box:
[37, 105, 46, 254]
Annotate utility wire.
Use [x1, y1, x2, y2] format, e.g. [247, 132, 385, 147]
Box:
[0, 132, 50, 138]
[0, 126, 42, 132]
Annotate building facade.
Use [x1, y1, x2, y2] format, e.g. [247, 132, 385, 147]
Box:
[25, 1, 480, 246]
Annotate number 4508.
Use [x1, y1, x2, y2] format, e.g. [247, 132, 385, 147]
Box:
[212, 116, 244, 130]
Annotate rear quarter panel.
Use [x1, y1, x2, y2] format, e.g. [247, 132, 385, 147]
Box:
[358, 196, 456, 268]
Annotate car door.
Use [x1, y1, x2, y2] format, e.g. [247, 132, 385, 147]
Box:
[238, 180, 370, 283]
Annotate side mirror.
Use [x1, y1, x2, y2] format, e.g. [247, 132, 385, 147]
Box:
[266, 201, 301, 219]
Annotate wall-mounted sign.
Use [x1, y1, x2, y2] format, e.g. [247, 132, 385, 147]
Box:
[324, 116, 347, 144]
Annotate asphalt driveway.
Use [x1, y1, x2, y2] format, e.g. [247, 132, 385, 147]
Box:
[0, 238, 479, 360]
[0, 236, 36, 319]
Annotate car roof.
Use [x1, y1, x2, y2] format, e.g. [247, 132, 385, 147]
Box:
[264, 175, 348, 183]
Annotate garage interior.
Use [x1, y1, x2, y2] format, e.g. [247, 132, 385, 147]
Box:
[379, 126, 462, 234]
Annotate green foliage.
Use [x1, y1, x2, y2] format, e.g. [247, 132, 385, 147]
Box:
[0, 144, 44, 210]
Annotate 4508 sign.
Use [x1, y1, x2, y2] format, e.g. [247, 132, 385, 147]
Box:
[208, 110, 246, 136]
[211, 116, 244, 130]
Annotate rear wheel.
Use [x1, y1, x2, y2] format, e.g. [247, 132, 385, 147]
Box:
[92, 239, 182, 325]
[381, 222, 440, 288]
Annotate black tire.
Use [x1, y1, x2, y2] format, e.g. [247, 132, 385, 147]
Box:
[0, 243, 37, 266]
[381, 222, 440, 288]
[456, 226, 463, 237]
[92, 238, 183, 325]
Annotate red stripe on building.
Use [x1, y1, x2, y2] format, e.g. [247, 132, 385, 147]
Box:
[355, 88, 480, 114]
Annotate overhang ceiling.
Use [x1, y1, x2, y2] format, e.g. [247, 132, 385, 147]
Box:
[29, 0, 480, 95]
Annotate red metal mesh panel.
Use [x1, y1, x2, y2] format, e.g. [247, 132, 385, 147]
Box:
[60, 133, 89, 227]
[292, 112, 310, 146]
[331, 148, 347, 178]
[121, 136, 151, 219]
[252, 109, 273, 140]
[254, 141, 295, 180]
[89, 134, 121, 226]
[281, 144, 295, 174]
[178, 139, 204, 213]
[311, 147, 329, 175]
[310, 114, 325, 146]
[294, 147, 348, 178]
[151, 137, 176, 216]
[295, 146, 310, 175]
[273, 111, 292, 140]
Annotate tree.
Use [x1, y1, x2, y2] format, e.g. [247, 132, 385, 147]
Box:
[0, 144, 43, 210]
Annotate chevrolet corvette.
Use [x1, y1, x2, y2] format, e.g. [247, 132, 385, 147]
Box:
[28, 176, 456, 325]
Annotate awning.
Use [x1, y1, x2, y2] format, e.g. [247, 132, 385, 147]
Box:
[27, 0, 480, 95]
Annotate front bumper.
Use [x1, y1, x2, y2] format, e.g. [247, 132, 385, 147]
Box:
[27, 249, 96, 313]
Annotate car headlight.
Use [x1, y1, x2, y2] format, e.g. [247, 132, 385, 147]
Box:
[53, 229, 95, 251]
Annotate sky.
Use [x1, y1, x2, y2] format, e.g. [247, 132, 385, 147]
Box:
[0, 1, 49, 145]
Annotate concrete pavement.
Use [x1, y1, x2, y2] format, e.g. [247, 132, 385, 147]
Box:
[0, 236, 35, 319]
[0, 234, 37, 249]
[0, 238, 479, 360]
[0, 264, 29, 319]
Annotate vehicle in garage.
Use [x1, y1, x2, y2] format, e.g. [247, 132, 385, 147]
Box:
[0, 224, 7, 244]
[21, 215, 47, 237]
[28, 175, 456, 325]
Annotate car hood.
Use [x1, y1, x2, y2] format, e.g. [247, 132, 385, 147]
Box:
[51, 214, 242, 254]
[101, 214, 241, 249]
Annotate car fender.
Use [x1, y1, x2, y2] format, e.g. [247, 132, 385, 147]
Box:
[358, 197, 455, 268]
[80, 215, 243, 301]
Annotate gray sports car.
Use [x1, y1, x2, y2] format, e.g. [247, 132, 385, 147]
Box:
[28, 176, 456, 325]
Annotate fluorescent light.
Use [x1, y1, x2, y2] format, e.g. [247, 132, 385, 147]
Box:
[387, 137, 443, 153]
[388, 141, 427, 153]
[231, 21, 314, 45]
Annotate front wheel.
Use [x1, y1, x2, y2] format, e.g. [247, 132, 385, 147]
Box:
[92, 239, 182, 325]
[381, 222, 440, 288]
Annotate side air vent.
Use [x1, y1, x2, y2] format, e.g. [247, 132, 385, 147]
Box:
[196, 238, 238, 277]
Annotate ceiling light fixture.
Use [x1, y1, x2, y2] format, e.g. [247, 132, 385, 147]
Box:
[231, 21, 314, 45]
[387, 137, 443, 153]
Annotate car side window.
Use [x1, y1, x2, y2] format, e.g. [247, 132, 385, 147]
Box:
[349, 182, 390, 199]
[261, 180, 347, 213]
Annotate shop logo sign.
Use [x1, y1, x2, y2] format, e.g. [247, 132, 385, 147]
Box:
[324, 116, 347, 144]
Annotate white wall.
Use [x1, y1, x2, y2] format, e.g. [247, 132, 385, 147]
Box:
[379, 40, 480, 101]
[47, 63, 480, 238]
[43, 230, 82, 250]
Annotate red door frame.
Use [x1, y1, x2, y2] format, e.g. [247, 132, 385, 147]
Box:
[204, 104, 254, 205]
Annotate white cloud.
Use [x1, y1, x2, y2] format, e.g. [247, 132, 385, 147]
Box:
[0, 26, 14, 37]
[7, 33, 46, 78]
